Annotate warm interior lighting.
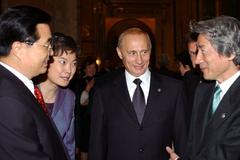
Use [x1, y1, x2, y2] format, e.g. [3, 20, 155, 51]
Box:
[96, 58, 101, 66]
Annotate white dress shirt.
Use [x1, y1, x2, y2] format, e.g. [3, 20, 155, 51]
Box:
[0, 62, 35, 95]
[217, 71, 240, 101]
[125, 69, 151, 104]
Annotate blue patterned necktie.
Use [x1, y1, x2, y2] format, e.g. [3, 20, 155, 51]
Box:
[211, 85, 222, 114]
[132, 78, 146, 123]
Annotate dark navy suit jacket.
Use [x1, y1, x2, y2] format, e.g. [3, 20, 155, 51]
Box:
[186, 77, 240, 160]
[89, 69, 187, 160]
[0, 64, 68, 160]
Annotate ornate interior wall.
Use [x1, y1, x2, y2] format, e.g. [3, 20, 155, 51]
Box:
[0, 0, 239, 70]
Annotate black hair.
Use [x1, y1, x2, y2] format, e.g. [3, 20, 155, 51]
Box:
[81, 56, 97, 70]
[185, 32, 199, 44]
[0, 5, 51, 56]
[177, 50, 193, 69]
[51, 32, 80, 57]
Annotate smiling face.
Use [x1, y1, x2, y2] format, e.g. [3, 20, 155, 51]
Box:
[47, 51, 77, 87]
[195, 34, 237, 83]
[116, 33, 151, 77]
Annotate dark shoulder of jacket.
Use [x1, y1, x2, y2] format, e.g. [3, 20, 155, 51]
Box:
[94, 68, 124, 88]
[195, 79, 215, 92]
[151, 69, 183, 86]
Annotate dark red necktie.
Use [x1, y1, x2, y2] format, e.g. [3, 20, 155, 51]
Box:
[34, 86, 49, 116]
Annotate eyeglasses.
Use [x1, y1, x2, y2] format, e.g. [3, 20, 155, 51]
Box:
[24, 41, 53, 55]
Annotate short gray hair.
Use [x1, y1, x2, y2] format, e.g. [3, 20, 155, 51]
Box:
[190, 16, 240, 65]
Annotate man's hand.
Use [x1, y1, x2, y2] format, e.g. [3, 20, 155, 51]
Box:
[166, 146, 180, 160]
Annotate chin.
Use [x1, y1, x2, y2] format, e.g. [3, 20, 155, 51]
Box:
[203, 74, 212, 80]
[134, 73, 144, 77]
[59, 81, 69, 87]
[39, 69, 47, 75]
[138, 70, 146, 75]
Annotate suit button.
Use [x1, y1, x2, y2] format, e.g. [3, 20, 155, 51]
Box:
[139, 148, 144, 153]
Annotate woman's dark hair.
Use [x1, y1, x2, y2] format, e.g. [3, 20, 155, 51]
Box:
[51, 32, 80, 57]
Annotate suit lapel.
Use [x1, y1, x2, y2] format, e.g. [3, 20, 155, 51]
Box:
[0, 65, 49, 120]
[195, 82, 215, 148]
[199, 76, 240, 150]
[113, 72, 139, 125]
[142, 73, 162, 125]
[207, 76, 240, 130]
[51, 88, 64, 118]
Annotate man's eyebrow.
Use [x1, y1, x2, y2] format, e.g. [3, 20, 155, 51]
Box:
[197, 44, 204, 49]
[47, 37, 52, 43]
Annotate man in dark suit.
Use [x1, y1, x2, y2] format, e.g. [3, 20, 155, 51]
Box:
[0, 6, 69, 160]
[177, 32, 202, 130]
[167, 16, 240, 160]
[89, 27, 187, 160]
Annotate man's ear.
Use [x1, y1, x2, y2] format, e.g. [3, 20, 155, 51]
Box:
[11, 41, 24, 60]
[228, 54, 236, 61]
[116, 47, 123, 59]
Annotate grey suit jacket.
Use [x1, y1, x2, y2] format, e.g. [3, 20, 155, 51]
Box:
[89, 69, 187, 160]
[186, 76, 240, 160]
[0, 64, 68, 160]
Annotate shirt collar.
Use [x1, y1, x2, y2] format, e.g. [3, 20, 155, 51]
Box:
[125, 68, 151, 85]
[217, 71, 240, 96]
[0, 62, 35, 94]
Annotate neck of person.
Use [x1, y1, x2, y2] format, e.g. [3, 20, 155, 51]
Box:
[0, 57, 33, 79]
[39, 80, 58, 103]
[217, 66, 240, 84]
